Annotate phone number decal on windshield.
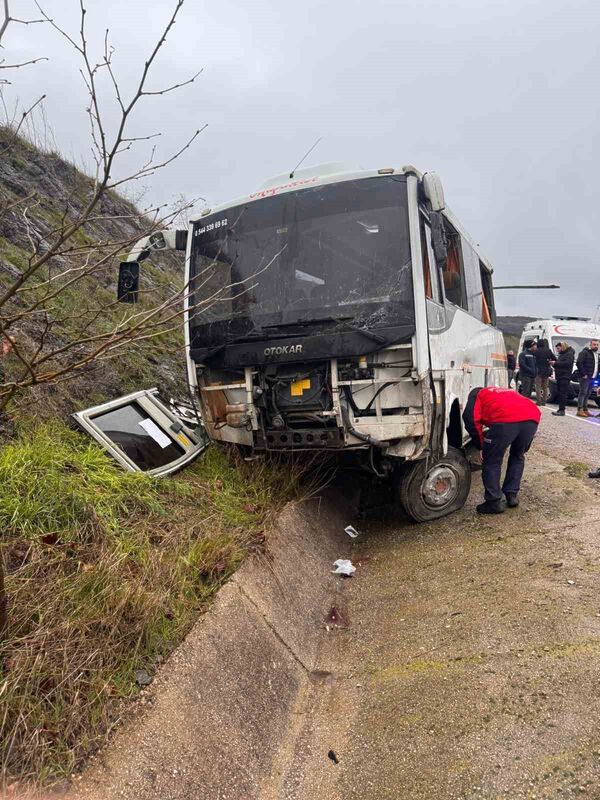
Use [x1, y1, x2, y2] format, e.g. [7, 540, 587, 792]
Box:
[195, 217, 228, 236]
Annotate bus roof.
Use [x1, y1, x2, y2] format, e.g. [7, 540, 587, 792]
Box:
[191, 163, 495, 273]
[191, 164, 407, 221]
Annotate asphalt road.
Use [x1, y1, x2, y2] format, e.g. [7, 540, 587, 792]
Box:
[272, 408, 600, 800]
[537, 400, 600, 472]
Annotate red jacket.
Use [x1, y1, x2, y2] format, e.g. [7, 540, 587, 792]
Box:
[463, 387, 541, 448]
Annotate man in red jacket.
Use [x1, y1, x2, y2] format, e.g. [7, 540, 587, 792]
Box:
[463, 386, 541, 514]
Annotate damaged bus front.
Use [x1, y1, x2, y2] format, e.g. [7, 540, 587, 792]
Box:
[187, 170, 431, 468]
[120, 164, 506, 521]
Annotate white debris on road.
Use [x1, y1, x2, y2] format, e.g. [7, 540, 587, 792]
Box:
[332, 559, 356, 576]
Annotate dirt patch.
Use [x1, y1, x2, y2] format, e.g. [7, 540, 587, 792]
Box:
[273, 440, 600, 799]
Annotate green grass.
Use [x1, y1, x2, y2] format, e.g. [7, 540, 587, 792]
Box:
[0, 423, 161, 539]
[0, 236, 30, 273]
[0, 422, 299, 788]
[563, 461, 590, 479]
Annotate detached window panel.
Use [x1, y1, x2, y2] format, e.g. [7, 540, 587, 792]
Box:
[93, 402, 185, 471]
[73, 389, 207, 476]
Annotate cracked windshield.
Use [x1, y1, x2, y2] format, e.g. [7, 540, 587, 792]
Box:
[190, 176, 413, 343]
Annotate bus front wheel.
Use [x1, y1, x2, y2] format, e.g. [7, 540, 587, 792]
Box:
[397, 447, 471, 523]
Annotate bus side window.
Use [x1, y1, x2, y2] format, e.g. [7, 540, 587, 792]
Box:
[462, 238, 487, 319]
[442, 232, 466, 309]
[480, 261, 496, 325]
[419, 214, 442, 304]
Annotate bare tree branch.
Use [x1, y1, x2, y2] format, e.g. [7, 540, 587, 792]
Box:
[0, 0, 213, 419]
[1, 0, 45, 45]
[0, 0, 47, 82]
[141, 68, 203, 97]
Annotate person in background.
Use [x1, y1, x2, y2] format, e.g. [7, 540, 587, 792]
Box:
[518, 339, 537, 398]
[575, 339, 599, 417]
[463, 386, 541, 514]
[507, 350, 516, 388]
[551, 341, 576, 417]
[533, 338, 556, 406]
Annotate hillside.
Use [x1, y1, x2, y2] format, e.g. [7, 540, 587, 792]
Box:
[0, 128, 188, 430]
[496, 315, 536, 351]
[496, 315, 536, 336]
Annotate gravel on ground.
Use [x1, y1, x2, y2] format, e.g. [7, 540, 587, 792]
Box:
[270, 411, 600, 799]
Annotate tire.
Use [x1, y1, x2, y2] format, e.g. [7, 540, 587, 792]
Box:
[548, 382, 558, 403]
[595, 397, 600, 408]
[397, 446, 471, 523]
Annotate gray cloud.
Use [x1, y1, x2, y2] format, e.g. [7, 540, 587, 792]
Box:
[4, 0, 600, 318]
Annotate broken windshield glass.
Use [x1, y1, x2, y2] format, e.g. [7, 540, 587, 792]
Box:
[189, 176, 413, 351]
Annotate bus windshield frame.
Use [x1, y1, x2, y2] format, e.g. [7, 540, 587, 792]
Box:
[188, 176, 414, 351]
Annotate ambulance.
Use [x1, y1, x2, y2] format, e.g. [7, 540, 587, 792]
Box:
[517, 317, 600, 404]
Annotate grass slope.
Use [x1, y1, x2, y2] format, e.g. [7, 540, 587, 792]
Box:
[0, 424, 298, 788]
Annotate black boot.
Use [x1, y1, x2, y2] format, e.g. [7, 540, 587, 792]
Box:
[505, 492, 519, 508]
[589, 469, 600, 479]
[552, 409, 565, 416]
[476, 499, 506, 514]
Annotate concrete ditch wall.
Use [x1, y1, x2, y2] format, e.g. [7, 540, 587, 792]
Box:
[69, 494, 351, 800]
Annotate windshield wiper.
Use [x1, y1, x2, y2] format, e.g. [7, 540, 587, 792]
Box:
[262, 320, 314, 330]
[323, 317, 386, 344]
[264, 315, 386, 344]
[197, 330, 266, 361]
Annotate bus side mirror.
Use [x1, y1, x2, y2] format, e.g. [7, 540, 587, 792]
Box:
[118, 261, 140, 303]
[149, 231, 167, 250]
[149, 229, 188, 252]
[422, 172, 446, 211]
[116, 229, 187, 302]
[429, 211, 448, 272]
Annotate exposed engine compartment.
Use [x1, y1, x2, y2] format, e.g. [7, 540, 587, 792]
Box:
[197, 346, 426, 454]
[264, 364, 331, 419]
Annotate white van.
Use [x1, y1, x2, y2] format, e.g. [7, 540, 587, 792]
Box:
[517, 317, 600, 404]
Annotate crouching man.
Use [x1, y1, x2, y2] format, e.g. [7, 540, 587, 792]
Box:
[463, 386, 541, 514]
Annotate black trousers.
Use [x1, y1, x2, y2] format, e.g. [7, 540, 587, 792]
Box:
[520, 375, 534, 398]
[556, 376, 570, 412]
[482, 421, 538, 502]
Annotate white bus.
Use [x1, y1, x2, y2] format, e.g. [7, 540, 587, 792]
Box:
[119, 163, 506, 521]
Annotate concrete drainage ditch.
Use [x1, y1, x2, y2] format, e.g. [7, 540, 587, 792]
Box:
[68, 493, 353, 800]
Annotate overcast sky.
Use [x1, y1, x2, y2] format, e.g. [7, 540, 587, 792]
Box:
[4, 0, 600, 317]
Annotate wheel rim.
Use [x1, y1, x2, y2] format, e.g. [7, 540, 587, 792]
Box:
[421, 463, 460, 509]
